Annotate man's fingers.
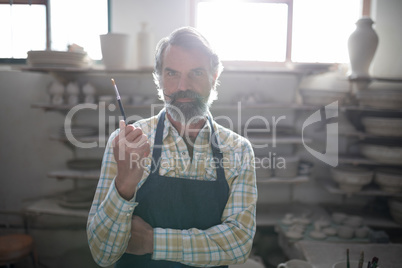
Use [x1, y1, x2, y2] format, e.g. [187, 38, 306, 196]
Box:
[119, 119, 126, 130]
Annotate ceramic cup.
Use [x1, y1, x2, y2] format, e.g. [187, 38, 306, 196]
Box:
[277, 259, 313, 268]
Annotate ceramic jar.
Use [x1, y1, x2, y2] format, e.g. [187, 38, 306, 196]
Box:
[347, 17, 379, 80]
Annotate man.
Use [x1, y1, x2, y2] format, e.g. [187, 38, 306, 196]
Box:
[87, 27, 257, 267]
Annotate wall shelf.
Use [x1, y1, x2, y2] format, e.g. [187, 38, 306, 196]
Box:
[257, 176, 309, 184]
[23, 198, 89, 218]
[321, 179, 402, 198]
[47, 170, 100, 180]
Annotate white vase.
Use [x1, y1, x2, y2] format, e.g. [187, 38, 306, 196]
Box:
[137, 22, 154, 69]
[347, 17, 379, 80]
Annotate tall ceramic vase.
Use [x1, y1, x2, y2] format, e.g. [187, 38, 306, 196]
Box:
[347, 17, 379, 80]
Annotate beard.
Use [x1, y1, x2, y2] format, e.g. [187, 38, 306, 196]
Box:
[165, 90, 212, 124]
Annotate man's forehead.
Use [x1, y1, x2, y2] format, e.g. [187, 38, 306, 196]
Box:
[163, 45, 210, 71]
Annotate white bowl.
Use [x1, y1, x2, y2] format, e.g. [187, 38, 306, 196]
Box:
[375, 168, 402, 193]
[336, 226, 354, 239]
[362, 116, 402, 137]
[331, 166, 373, 192]
[360, 144, 402, 164]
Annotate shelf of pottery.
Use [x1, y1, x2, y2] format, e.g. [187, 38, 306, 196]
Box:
[312, 79, 402, 227]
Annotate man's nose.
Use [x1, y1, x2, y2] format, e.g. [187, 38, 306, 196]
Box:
[176, 74, 192, 91]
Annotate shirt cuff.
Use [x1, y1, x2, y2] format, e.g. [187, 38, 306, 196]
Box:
[152, 227, 183, 262]
[101, 178, 138, 223]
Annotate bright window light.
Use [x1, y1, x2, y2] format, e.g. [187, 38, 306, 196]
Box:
[195, 0, 361, 63]
[51, 0, 108, 60]
[0, 0, 107, 60]
[197, 1, 288, 62]
[292, 0, 360, 63]
[0, 5, 46, 58]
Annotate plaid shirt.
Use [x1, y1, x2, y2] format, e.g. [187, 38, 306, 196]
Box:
[87, 110, 257, 267]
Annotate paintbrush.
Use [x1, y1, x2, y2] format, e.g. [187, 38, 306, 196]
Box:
[111, 78, 127, 124]
[358, 251, 364, 268]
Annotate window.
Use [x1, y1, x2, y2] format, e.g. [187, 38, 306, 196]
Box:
[0, 0, 108, 62]
[192, 0, 363, 64]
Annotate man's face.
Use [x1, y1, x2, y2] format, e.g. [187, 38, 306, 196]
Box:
[161, 45, 216, 124]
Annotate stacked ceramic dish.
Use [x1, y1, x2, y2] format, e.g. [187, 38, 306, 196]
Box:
[388, 198, 402, 225]
[374, 168, 402, 193]
[360, 143, 402, 164]
[58, 188, 95, 210]
[330, 165, 374, 193]
[362, 116, 402, 137]
[356, 89, 402, 110]
[299, 89, 350, 106]
[27, 50, 90, 68]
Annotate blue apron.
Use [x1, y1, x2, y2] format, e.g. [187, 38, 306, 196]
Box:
[116, 111, 229, 268]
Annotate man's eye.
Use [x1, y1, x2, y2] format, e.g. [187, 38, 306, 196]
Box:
[193, 70, 204, 76]
[167, 71, 177, 76]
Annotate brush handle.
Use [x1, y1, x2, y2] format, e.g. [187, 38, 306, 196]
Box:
[117, 99, 127, 124]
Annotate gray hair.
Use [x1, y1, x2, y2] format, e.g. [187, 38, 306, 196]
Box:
[153, 27, 223, 96]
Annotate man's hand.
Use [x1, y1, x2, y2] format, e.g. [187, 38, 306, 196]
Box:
[113, 120, 150, 200]
[126, 216, 154, 255]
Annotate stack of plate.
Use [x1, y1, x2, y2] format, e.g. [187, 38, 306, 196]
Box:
[362, 116, 402, 136]
[360, 143, 402, 164]
[58, 188, 95, 210]
[374, 168, 402, 193]
[356, 89, 402, 110]
[299, 89, 349, 106]
[27, 50, 90, 68]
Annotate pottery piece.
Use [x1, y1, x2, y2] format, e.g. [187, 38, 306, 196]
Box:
[355, 227, 369, 238]
[360, 144, 402, 165]
[323, 227, 337, 236]
[331, 165, 373, 193]
[356, 88, 402, 110]
[300, 89, 349, 106]
[337, 226, 355, 239]
[362, 116, 402, 137]
[347, 17, 379, 80]
[309, 230, 326, 240]
[331, 212, 347, 224]
[344, 216, 363, 228]
[374, 168, 402, 193]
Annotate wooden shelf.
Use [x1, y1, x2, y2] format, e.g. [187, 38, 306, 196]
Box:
[338, 155, 402, 166]
[256, 203, 329, 227]
[23, 198, 89, 218]
[321, 179, 402, 198]
[47, 170, 100, 180]
[257, 176, 309, 184]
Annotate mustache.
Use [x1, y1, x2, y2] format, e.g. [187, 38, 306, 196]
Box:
[165, 90, 206, 103]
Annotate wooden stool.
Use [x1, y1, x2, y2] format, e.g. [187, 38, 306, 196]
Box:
[0, 234, 37, 268]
